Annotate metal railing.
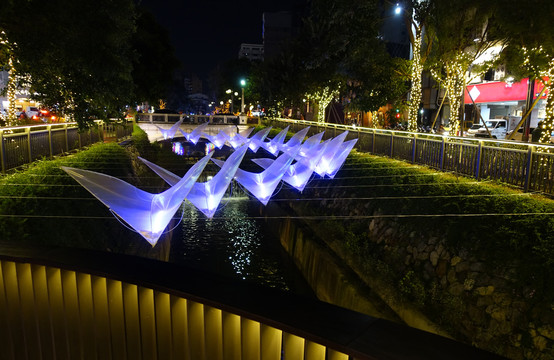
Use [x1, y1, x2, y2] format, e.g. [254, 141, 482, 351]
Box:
[137, 113, 244, 125]
[272, 118, 554, 196]
[0, 121, 133, 173]
[0, 246, 502, 360]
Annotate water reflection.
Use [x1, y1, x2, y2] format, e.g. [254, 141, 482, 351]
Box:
[172, 198, 294, 291]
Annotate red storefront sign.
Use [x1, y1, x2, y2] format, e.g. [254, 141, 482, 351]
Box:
[464, 78, 548, 104]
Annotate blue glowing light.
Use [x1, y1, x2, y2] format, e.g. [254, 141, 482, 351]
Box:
[155, 119, 184, 140]
[179, 122, 209, 144]
[61, 153, 212, 246]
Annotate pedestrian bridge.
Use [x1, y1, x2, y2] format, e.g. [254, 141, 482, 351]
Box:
[0, 245, 502, 359]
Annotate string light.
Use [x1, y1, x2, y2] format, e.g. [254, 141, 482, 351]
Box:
[307, 86, 338, 123]
[522, 47, 554, 157]
[408, 28, 423, 132]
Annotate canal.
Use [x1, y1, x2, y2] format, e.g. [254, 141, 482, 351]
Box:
[165, 139, 316, 297]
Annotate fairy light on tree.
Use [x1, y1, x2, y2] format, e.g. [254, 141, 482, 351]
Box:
[1, 30, 17, 126]
[396, 1, 432, 133]
[430, 53, 470, 136]
[407, 29, 423, 132]
[520, 46, 554, 154]
[308, 86, 338, 123]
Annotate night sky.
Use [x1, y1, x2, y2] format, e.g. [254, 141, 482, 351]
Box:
[140, 0, 307, 78]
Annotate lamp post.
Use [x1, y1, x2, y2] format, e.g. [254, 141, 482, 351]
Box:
[226, 89, 234, 114]
[240, 79, 246, 114]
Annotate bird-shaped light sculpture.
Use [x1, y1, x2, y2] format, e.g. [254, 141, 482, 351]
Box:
[213, 146, 300, 205]
[155, 119, 184, 140]
[139, 145, 248, 218]
[179, 122, 209, 144]
[61, 153, 211, 246]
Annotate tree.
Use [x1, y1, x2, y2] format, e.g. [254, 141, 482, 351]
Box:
[426, 0, 501, 136]
[0, 0, 136, 128]
[396, 0, 434, 132]
[131, 8, 180, 107]
[293, 0, 403, 122]
[496, 0, 554, 149]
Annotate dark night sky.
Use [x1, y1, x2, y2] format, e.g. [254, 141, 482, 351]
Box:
[140, 0, 307, 78]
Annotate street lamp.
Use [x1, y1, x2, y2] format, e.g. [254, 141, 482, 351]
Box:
[226, 89, 234, 113]
[240, 79, 246, 114]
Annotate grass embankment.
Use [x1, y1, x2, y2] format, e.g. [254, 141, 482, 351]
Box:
[0, 124, 183, 254]
[274, 146, 554, 358]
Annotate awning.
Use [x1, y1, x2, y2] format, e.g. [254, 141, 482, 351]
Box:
[464, 78, 548, 104]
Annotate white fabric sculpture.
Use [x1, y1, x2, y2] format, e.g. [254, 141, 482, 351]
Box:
[279, 126, 310, 154]
[139, 145, 248, 218]
[261, 126, 289, 156]
[325, 138, 357, 178]
[61, 153, 212, 246]
[253, 140, 328, 192]
[202, 126, 236, 149]
[179, 122, 209, 144]
[213, 146, 300, 205]
[313, 131, 349, 177]
[227, 127, 254, 149]
[155, 119, 184, 140]
[247, 127, 272, 152]
[298, 131, 325, 157]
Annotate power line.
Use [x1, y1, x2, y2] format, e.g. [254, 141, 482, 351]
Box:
[0, 212, 552, 220]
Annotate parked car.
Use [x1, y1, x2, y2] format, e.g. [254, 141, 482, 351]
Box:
[466, 123, 482, 137]
[25, 106, 40, 118]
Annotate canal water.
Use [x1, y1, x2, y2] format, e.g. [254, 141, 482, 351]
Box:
[166, 139, 315, 297]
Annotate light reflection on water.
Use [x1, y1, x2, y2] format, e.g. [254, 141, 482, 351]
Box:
[172, 197, 302, 292]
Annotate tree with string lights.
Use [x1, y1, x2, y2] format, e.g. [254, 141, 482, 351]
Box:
[496, 0, 554, 151]
[426, 0, 501, 136]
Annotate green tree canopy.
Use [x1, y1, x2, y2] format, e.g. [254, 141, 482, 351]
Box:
[0, 0, 179, 128]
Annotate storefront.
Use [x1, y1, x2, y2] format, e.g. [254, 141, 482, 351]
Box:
[463, 77, 549, 127]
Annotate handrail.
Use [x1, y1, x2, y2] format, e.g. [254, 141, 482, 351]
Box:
[271, 118, 554, 196]
[0, 245, 503, 359]
[0, 120, 132, 173]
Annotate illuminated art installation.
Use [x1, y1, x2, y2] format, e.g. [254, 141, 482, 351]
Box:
[139, 145, 249, 218]
[298, 132, 325, 157]
[253, 140, 328, 192]
[279, 126, 310, 154]
[247, 127, 272, 152]
[227, 127, 254, 149]
[261, 126, 289, 155]
[179, 122, 209, 144]
[213, 146, 300, 205]
[313, 131, 349, 177]
[202, 126, 236, 149]
[325, 139, 357, 178]
[63, 125, 357, 246]
[61, 154, 212, 246]
[155, 119, 184, 140]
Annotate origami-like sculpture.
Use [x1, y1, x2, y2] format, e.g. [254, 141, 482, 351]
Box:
[155, 119, 184, 140]
[227, 127, 254, 149]
[202, 126, 236, 149]
[279, 126, 310, 154]
[297, 131, 325, 157]
[213, 146, 300, 205]
[313, 131, 349, 177]
[261, 126, 289, 155]
[253, 140, 328, 192]
[179, 122, 209, 144]
[139, 145, 248, 218]
[61, 153, 212, 246]
[324, 138, 357, 178]
[247, 127, 272, 152]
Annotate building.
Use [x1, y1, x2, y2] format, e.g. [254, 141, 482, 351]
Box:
[262, 11, 301, 60]
[238, 44, 264, 61]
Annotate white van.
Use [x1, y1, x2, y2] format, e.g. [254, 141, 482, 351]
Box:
[474, 119, 508, 139]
